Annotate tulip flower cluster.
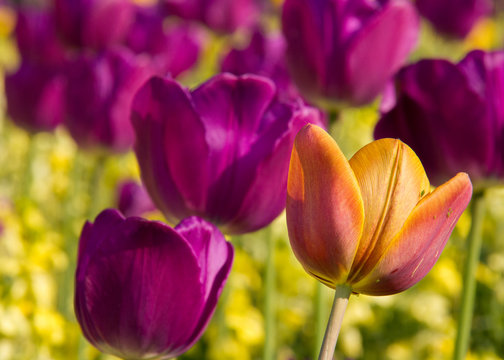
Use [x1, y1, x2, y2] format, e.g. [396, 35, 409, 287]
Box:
[6, 0, 204, 151]
[2, 0, 488, 358]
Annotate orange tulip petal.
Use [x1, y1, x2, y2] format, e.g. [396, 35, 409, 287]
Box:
[347, 139, 430, 283]
[286, 124, 364, 286]
[352, 172, 472, 295]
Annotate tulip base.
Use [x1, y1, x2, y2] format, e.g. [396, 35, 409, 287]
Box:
[318, 284, 352, 360]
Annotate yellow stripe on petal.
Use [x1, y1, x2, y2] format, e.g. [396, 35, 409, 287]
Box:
[347, 139, 430, 283]
[352, 172, 472, 296]
[286, 124, 364, 286]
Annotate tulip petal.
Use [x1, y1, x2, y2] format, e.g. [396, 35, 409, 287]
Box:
[175, 217, 234, 349]
[352, 172, 472, 295]
[132, 76, 210, 221]
[347, 139, 430, 283]
[224, 104, 325, 234]
[286, 124, 364, 286]
[345, 0, 419, 105]
[191, 74, 279, 226]
[75, 210, 206, 359]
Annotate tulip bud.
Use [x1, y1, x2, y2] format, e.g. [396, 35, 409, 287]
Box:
[287, 125, 472, 295]
[75, 209, 233, 359]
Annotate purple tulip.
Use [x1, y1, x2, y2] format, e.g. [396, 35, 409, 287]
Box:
[117, 180, 156, 217]
[132, 73, 325, 234]
[5, 62, 65, 133]
[14, 7, 67, 64]
[416, 0, 493, 38]
[375, 50, 504, 187]
[221, 29, 299, 101]
[282, 0, 419, 107]
[64, 48, 154, 152]
[125, 5, 204, 77]
[162, 0, 261, 33]
[54, 0, 134, 50]
[75, 209, 233, 359]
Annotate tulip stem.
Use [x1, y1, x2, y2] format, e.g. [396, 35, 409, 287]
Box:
[313, 282, 327, 360]
[453, 192, 485, 360]
[318, 284, 351, 360]
[263, 227, 276, 360]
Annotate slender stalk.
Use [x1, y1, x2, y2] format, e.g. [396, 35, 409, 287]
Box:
[313, 282, 327, 360]
[263, 226, 276, 360]
[86, 153, 107, 220]
[318, 285, 351, 360]
[453, 192, 486, 360]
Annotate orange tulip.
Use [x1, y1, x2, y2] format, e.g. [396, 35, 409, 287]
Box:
[287, 124, 473, 296]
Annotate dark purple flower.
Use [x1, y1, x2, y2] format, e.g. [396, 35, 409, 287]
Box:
[162, 0, 261, 33]
[282, 0, 419, 107]
[221, 29, 299, 101]
[54, 0, 134, 50]
[5, 61, 65, 133]
[132, 73, 325, 234]
[75, 209, 233, 359]
[375, 50, 504, 187]
[416, 0, 493, 39]
[125, 5, 204, 77]
[14, 7, 67, 64]
[64, 48, 154, 152]
[117, 180, 156, 217]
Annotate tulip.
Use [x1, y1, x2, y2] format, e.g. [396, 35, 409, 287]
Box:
[221, 29, 299, 101]
[132, 73, 325, 234]
[54, 0, 134, 50]
[64, 48, 154, 152]
[14, 7, 67, 65]
[416, 0, 493, 38]
[281, 0, 419, 107]
[5, 62, 65, 133]
[162, 0, 261, 33]
[374, 50, 504, 187]
[287, 124, 472, 296]
[125, 5, 204, 77]
[75, 209, 233, 359]
[117, 180, 156, 217]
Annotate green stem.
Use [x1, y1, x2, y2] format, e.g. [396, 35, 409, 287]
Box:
[86, 153, 107, 220]
[318, 285, 351, 360]
[313, 282, 327, 360]
[263, 227, 276, 360]
[453, 192, 486, 360]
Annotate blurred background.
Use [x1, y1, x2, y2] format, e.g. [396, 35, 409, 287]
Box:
[1, 0, 504, 359]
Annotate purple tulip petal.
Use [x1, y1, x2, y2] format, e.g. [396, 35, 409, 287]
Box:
[54, 0, 134, 50]
[65, 48, 153, 152]
[132, 76, 210, 219]
[175, 216, 233, 346]
[345, 0, 419, 105]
